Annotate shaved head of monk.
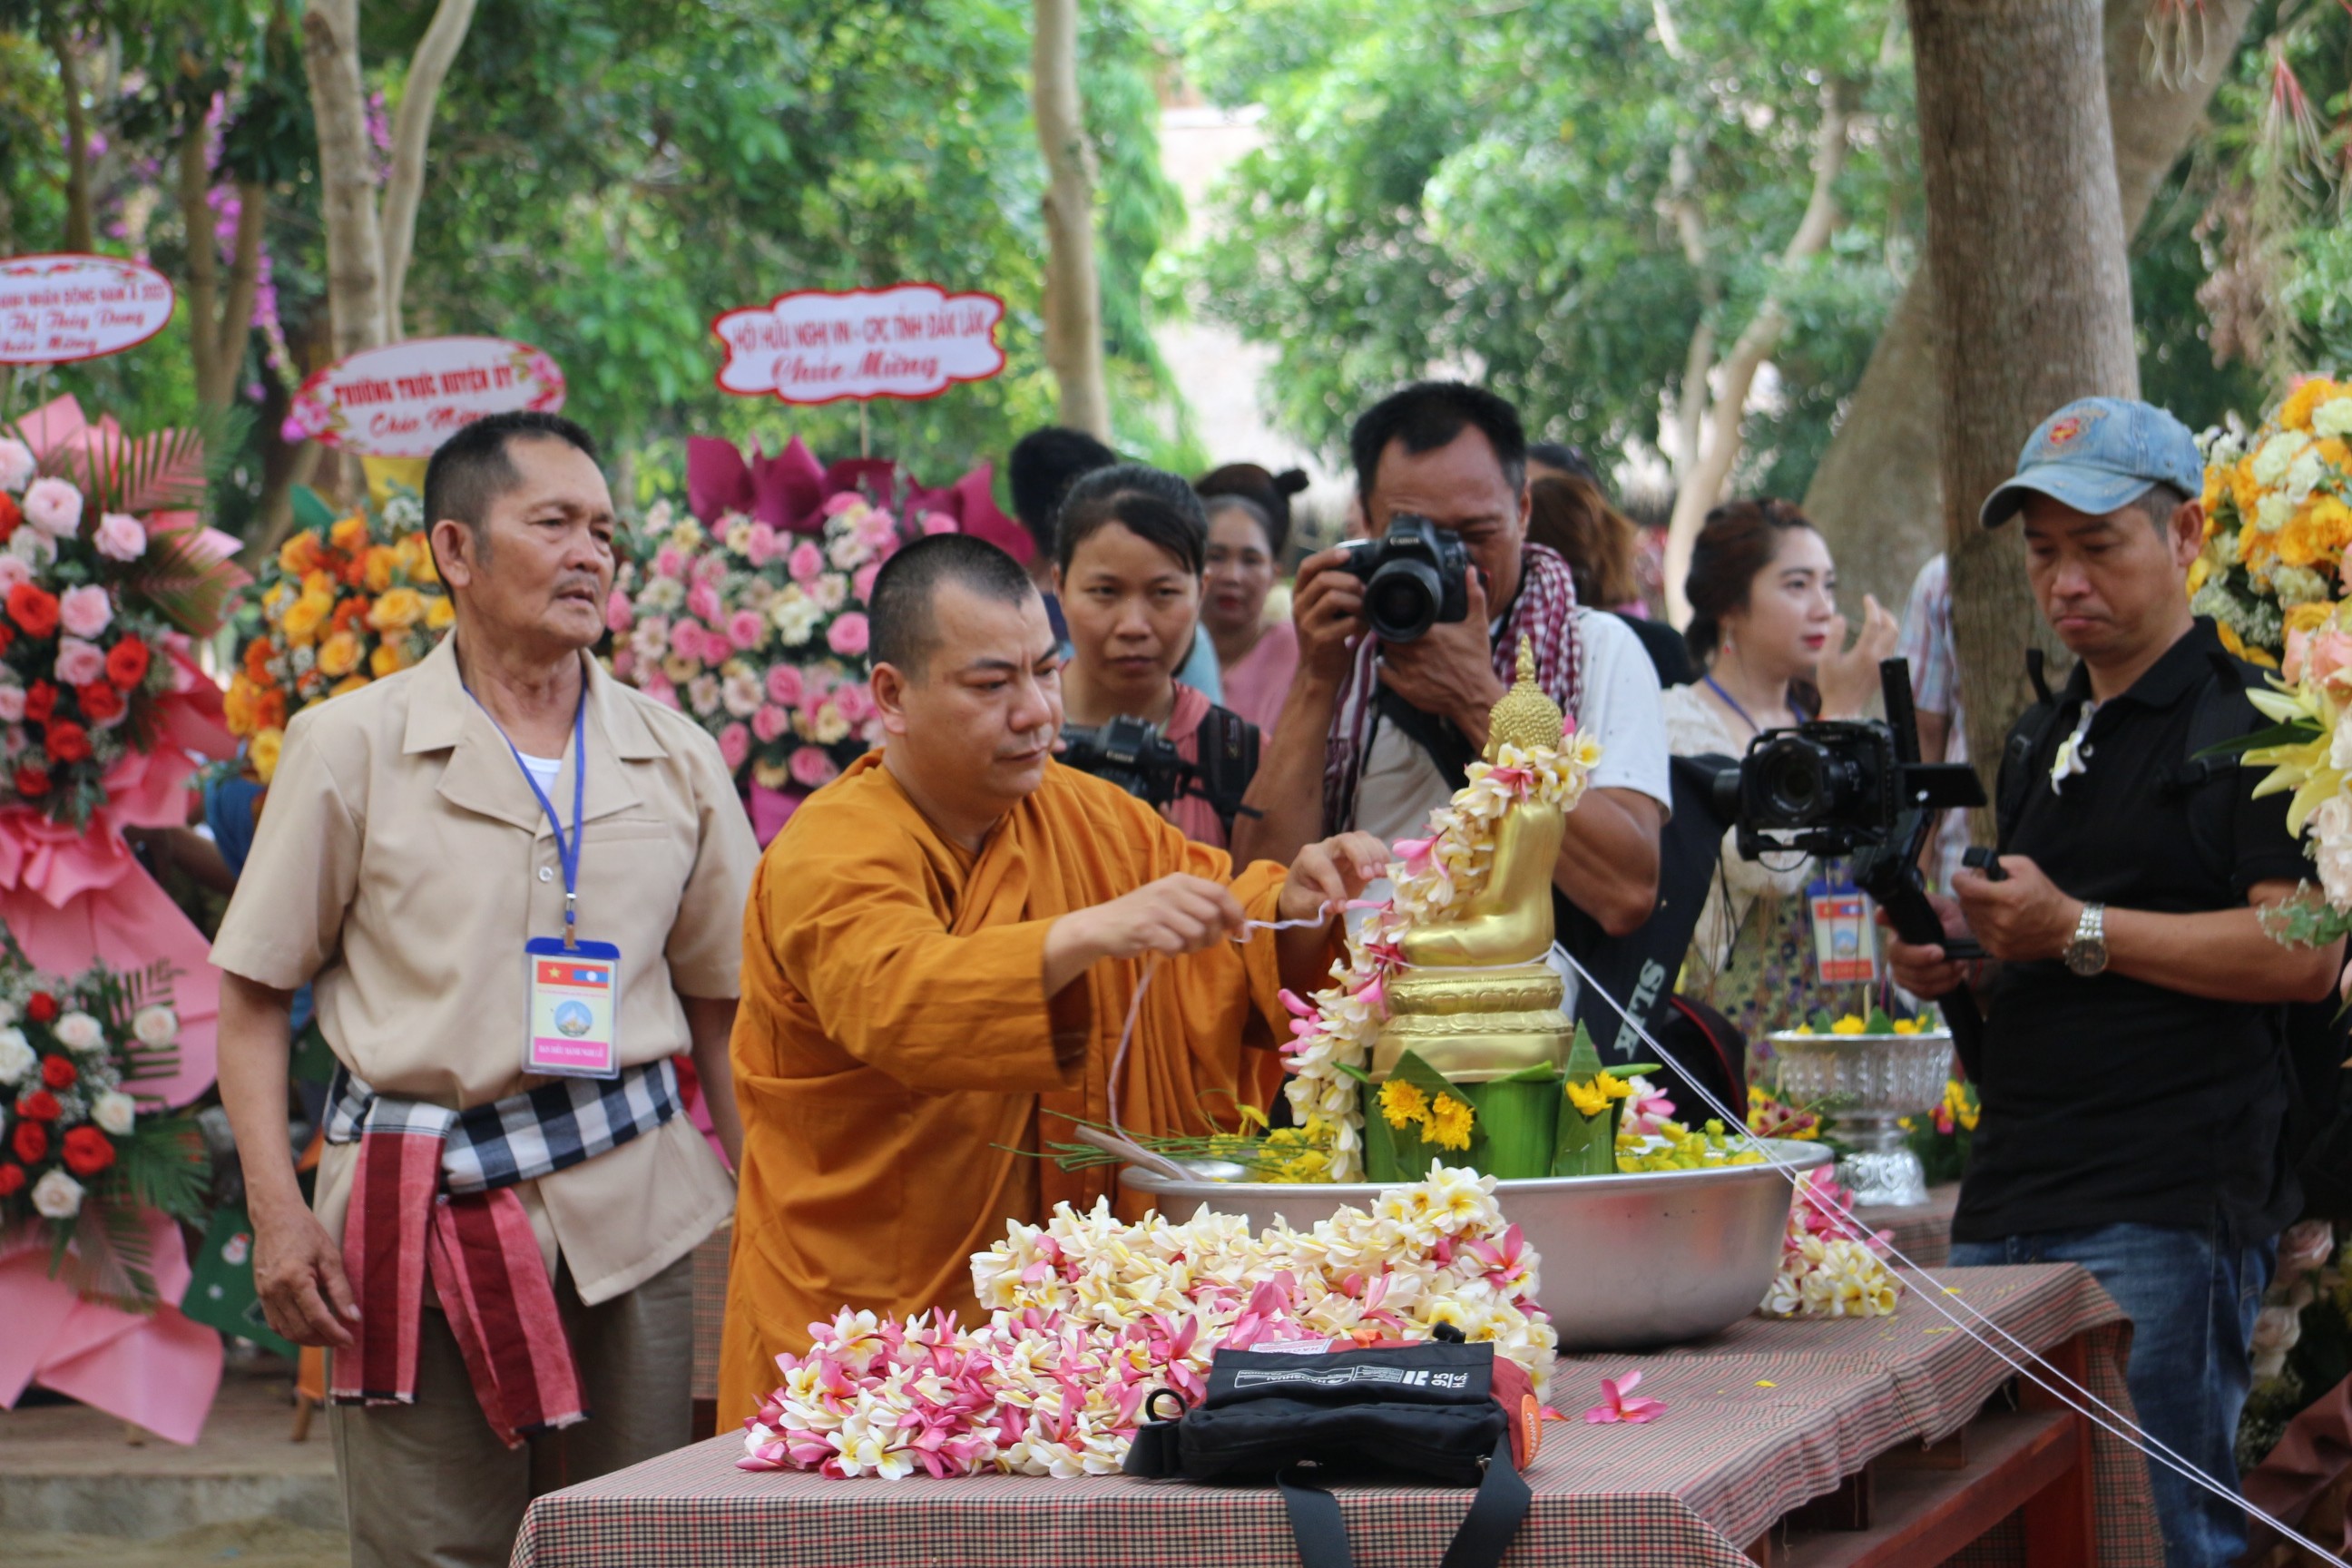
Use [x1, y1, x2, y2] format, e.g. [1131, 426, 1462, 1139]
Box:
[869, 534, 1066, 845]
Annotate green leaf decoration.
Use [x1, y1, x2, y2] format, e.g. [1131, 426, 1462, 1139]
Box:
[119, 521, 244, 637]
[1551, 1095, 1616, 1178]
[1563, 1020, 1603, 1083]
[1808, 1007, 1838, 1034]
[1390, 1049, 1469, 1120]
[290, 484, 338, 532]
[1865, 1006, 1896, 1034]
[1467, 1079, 1559, 1179]
[2198, 720, 2318, 760]
[1492, 1060, 1565, 1084]
[1363, 1098, 1416, 1184]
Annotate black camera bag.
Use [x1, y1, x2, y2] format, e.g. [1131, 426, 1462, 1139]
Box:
[1122, 1339, 1533, 1568]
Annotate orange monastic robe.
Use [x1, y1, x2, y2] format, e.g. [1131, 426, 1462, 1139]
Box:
[717, 753, 1312, 1426]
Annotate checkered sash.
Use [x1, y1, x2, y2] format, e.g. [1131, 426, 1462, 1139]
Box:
[325, 1060, 681, 1446]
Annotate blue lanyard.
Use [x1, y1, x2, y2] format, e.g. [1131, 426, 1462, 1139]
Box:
[1704, 675, 1805, 735]
[469, 690, 587, 946]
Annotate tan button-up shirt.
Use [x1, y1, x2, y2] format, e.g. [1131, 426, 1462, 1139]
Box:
[211, 633, 758, 1303]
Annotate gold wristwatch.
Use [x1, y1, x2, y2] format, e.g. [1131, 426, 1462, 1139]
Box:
[2063, 901, 2108, 977]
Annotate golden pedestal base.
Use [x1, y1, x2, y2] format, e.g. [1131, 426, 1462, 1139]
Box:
[1371, 963, 1574, 1083]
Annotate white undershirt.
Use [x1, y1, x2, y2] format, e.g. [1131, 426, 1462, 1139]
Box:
[519, 750, 564, 793]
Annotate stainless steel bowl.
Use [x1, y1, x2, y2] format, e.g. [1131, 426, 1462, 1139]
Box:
[1769, 1029, 1955, 1207]
[1118, 1138, 1831, 1351]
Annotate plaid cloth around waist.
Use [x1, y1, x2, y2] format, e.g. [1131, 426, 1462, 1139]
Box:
[323, 1058, 682, 1195]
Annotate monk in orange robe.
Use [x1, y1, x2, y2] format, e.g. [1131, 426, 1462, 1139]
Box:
[719, 535, 1384, 1426]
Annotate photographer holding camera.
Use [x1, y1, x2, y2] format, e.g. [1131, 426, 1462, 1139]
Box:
[1883, 398, 2342, 1568]
[1054, 464, 1259, 848]
[1235, 382, 1670, 939]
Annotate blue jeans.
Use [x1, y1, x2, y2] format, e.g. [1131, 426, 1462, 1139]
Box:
[1950, 1223, 2274, 1568]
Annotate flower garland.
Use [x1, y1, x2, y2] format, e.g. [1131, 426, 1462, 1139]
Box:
[1760, 1168, 1903, 1319]
[740, 1164, 1555, 1479]
[609, 494, 931, 809]
[1279, 737, 1601, 1178]
[0, 941, 210, 1309]
[225, 488, 451, 783]
[0, 401, 243, 825]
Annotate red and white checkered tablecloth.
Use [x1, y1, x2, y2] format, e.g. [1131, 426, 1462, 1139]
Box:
[516, 1262, 2156, 1568]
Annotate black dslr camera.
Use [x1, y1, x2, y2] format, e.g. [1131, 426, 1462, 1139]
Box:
[1060, 716, 1188, 809]
[1336, 514, 1472, 642]
[1714, 657, 1987, 961]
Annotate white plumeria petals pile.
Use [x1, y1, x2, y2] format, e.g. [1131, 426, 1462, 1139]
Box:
[1759, 1169, 1905, 1319]
[740, 1164, 1556, 1480]
[1281, 738, 1601, 1177]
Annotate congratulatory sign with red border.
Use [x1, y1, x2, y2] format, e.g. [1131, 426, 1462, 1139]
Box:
[0, 253, 176, 366]
[710, 283, 1007, 406]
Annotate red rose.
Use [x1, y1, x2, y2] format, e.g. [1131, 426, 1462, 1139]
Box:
[17, 1089, 60, 1122]
[61, 1126, 114, 1177]
[25, 992, 56, 1024]
[44, 720, 89, 763]
[75, 681, 122, 723]
[0, 491, 19, 543]
[0, 623, 13, 654]
[5, 583, 57, 638]
[105, 635, 151, 689]
[38, 1054, 74, 1090]
[12, 1121, 46, 1163]
[0, 1163, 23, 1197]
[24, 681, 54, 724]
[13, 764, 50, 797]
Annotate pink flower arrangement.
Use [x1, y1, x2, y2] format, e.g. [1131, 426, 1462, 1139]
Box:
[608, 478, 958, 842]
[740, 1168, 1555, 1480]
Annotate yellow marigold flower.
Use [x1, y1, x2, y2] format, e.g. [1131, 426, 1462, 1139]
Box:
[317, 631, 363, 679]
[425, 593, 455, 631]
[1829, 1015, 1867, 1034]
[1565, 1078, 1610, 1118]
[1425, 1093, 1474, 1151]
[1595, 1071, 1634, 1102]
[329, 514, 370, 554]
[1377, 1078, 1429, 1129]
[361, 545, 398, 593]
[369, 587, 426, 632]
[329, 673, 370, 697]
[249, 726, 285, 784]
[279, 594, 330, 645]
[1891, 1018, 1922, 1035]
[2234, 456, 2266, 521]
[2280, 378, 2342, 434]
[2289, 601, 2336, 636]
[223, 675, 259, 736]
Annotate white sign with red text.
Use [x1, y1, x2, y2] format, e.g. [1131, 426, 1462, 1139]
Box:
[284, 335, 567, 456]
[0, 253, 176, 365]
[710, 284, 1006, 405]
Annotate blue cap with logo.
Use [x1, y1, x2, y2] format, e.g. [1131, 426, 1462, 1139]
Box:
[1978, 397, 2204, 527]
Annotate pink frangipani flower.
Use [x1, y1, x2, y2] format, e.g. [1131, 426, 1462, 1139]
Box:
[1583, 1369, 1664, 1425]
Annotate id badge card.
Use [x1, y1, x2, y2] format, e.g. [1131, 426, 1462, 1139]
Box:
[524, 937, 621, 1079]
[1806, 874, 1882, 985]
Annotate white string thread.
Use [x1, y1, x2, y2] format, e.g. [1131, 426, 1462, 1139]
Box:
[1104, 905, 1336, 1142]
[1551, 942, 2344, 1564]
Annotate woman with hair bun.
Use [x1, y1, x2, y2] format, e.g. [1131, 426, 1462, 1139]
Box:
[1666, 498, 1898, 1048]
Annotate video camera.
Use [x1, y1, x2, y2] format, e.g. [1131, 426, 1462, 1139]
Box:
[1715, 657, 1988, 966]
[1335, 514, 1471, 642]
[1060, 716, 1192, 810]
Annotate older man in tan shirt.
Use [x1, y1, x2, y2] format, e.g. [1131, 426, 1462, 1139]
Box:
[212, 411, 756, 1568]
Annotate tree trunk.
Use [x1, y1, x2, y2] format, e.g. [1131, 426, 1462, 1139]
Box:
[177, 130, 221, 407]
[379, 0, 478, 338]
[1907, 0, 2139, 793]
[54, 28, 93, 253]
[1661, 83, 1855, 625]
[299, 0, 388, 359]
[1806, 0, 2258, 613]
[1033, 0, 1112, 439]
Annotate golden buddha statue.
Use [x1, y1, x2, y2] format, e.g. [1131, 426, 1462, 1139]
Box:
[1373, 637, 1574, 1082]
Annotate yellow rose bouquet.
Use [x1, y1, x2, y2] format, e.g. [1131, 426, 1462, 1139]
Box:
[225, 488, 451, 782]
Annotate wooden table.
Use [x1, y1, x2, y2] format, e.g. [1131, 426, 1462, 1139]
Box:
[521, 1262, 2155, 1568]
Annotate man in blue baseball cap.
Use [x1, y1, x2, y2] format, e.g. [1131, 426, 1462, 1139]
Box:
[1888, 397, 2343, 1566]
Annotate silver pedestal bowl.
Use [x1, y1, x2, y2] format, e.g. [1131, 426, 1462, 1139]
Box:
[1119, 1137, 1831, 1351]
[1768, 1028, 1955, 1208]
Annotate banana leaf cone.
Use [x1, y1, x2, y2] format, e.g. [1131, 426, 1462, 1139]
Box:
[1463, 1066, 1563, 1180]
[1363, 1093, 1417, 1184]
[1552, 1021, 1621, 1178]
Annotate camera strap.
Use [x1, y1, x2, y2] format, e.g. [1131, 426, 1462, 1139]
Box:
[1372, 682, 1477, 795]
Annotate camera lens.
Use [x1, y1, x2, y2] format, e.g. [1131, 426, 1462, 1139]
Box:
[1366, 558, 1442, 642]
[1749, 735, 1846, 826]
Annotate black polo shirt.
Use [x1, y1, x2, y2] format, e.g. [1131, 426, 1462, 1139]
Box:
[1952, 619, 2311, 1246]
